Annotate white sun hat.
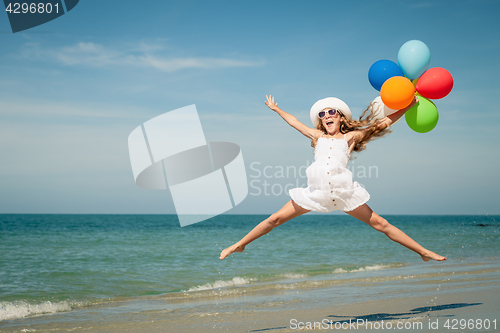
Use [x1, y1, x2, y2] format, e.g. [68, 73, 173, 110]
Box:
[310, 97, 352, 128]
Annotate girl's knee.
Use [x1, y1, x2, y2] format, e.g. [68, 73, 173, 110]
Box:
[268, 213, 283, 227]
[268, 211, 290, 228]
[371, 216, 389, 232]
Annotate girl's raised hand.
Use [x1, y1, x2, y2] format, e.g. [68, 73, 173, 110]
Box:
[265, 95, 280, 112]
[408, 95, 419, 109]
[402, 95, 419, 111]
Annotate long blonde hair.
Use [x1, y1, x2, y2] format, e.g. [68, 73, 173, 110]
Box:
[311, 104, 391, 152]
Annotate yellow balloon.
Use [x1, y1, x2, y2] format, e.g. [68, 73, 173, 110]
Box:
[412, 78, 419, 89]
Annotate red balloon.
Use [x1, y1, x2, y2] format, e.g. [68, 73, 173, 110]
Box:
[416, 67, 454, 99]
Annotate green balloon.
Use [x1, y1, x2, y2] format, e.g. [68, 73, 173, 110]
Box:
[405, 96, 439, 133]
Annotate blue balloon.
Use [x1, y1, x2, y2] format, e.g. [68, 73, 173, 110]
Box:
[368, 60, 404, 91]
[397, 40, 431, 80]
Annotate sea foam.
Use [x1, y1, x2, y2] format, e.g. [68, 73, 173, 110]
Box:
[333, 263, 394, 274]
[281, 273, 307, 279]
[186, 276, 255, 292]
[0, 300, 72, 321]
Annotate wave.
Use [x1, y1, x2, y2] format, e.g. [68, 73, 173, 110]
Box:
[0, 300, 73, 321]
[280, 273, 308, 279]
[333, 263, 397, 274]
[183, 263, 400, 294]
[186, 276, 257, 292]
[0, 263, 402, 321]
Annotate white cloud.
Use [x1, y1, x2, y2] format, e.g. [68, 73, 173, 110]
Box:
[23, 41, 264, 72]
[0, 95, 165, 119]
[137, 54, 263, 72]
[54, 42, 120, 66]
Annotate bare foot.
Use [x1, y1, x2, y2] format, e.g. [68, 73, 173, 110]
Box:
[421, 250, 447, 262]
[220, 244, 245, 260]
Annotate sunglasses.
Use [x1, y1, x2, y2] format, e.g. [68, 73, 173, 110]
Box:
[318, 109, 340, 119]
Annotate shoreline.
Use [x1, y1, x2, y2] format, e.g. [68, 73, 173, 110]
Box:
[1, 215, 499, 332]
[1, 259, 498, 333]
[188, 288, 500, 333]
[1, 285, 497, 332]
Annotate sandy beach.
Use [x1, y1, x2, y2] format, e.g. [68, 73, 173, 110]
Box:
[2, 260, 498, 333]
[173, 289, 500, 333]
[1, 286, 498, 332]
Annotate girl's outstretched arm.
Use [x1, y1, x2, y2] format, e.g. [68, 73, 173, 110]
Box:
[348, 96, 419, 149]
[265, 95, 321, 140]
[377, 95, 419, 130]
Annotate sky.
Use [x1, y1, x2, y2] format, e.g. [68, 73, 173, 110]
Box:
[0, 0, 499, 216]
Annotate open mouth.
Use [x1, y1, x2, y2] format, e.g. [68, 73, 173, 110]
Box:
[326, 120, 334, 127]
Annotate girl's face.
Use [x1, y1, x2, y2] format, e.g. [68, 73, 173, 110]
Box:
[320, 108, 341, 134]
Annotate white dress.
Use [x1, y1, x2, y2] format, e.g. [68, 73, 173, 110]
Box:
[289, 134, 370, 212]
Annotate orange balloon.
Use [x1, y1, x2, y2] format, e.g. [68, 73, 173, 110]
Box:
[380, 76, 415, 110]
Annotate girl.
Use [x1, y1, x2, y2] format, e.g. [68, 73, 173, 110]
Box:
[220, 95, 446, 262]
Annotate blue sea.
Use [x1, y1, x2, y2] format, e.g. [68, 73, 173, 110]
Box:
[0, 214, 499, 330]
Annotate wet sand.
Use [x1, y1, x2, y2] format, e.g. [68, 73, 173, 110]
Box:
[163, 288, 500, 332]
[2, 285, 498, 332]
[2, 259, 499, 332]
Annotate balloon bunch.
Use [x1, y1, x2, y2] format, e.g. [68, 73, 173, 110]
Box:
[368, 40, 453, 133]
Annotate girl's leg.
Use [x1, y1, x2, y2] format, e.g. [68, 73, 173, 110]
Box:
[220, 200, 310, 260]
[346, 204, 446, 261]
